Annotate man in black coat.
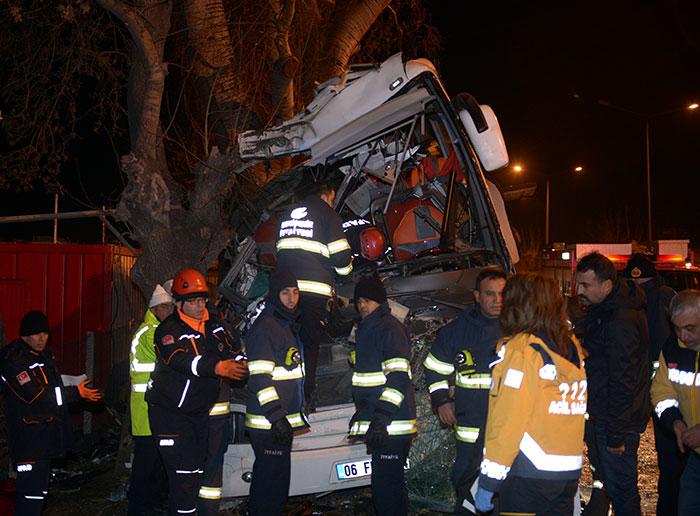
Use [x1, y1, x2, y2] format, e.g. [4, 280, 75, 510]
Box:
[622, 253, 681, 516]
[0, 311, 101, 515]
[576, 252, 651, 516]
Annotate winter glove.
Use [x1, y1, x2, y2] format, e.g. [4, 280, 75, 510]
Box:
[474, 486, 495, 513]
[270, 416, 293, 446]
[365, 419, 388, 450]
[215, 359, 248, 380]
[78, 380, 102, 402]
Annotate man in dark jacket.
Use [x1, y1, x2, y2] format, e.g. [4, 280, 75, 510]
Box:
[349, 276, 416, 516]
[275, 182, 353, 409]
[0, 310, 101, 515]
[245, 271, 309, 516]
[576, 252, 651, 516]
[622, 253, 681, 516]
[423, 267, 506, 514]
[146, 269, 247, 516]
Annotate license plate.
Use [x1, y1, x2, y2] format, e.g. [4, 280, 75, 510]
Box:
[336, 459, 372, 480]
[335, 458, 410, 480]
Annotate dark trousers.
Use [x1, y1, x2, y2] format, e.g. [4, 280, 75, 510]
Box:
[592, 421, 643, 516]
[371, 437, 412, 516]
[128, 435, 167, 516]
[299, 293, 327, 401]
[679, 451, 700, 516]
[149, 405, 208, 516]
[653, 413, 685, 516]
[15, 459, 50, 516]
[499, 476, 578, 516]
[197, 415, 231, 516]
[248, 431, 292, 516]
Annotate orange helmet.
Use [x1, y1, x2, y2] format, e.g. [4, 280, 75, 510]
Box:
[359, 228, 386, 261]
[171, 269, 208, 300]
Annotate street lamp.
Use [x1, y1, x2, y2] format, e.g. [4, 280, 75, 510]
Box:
[545, 167, 583, 244]
[597, 100, 698, 241]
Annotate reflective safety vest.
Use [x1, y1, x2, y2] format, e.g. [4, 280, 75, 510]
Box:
[479, 333, 586, 492]
[130, 309, 160, 436]
[350, 303, 416, 438]
[275, 194, 352, 297]
[245, 305, 309, 432]
[651, 335, 700, 453]
[423, 306, 502, 443]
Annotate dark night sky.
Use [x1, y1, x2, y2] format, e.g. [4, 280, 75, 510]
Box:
[2, 1, 699, 248]
[427, 0, 700, 245]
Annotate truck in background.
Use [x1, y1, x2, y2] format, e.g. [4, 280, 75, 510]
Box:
[542, 239, 700, 296]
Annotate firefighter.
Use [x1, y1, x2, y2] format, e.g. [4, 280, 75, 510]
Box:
[245, 271, 309, 516]
[349, 275, 416, 516]
[128, 282, 173, 515]
[198, 287, 247, 516]
[423, 266, 507, 514]
[342, 217, 388, 269]
[275, 181, 353, 409]
[476, 274, 587, 514]
[145, 269, 247, 516]
[0, 310, 102, 516]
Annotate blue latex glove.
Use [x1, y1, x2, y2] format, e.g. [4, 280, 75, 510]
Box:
[475, 486, 495, 512]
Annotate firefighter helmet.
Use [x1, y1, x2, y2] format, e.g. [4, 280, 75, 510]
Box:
[359, 227, 386, 261]
[171, 269, 208, 300]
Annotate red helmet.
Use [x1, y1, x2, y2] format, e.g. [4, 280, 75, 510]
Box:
[171, 269, 208, 300]
[359, 228, 386, 261]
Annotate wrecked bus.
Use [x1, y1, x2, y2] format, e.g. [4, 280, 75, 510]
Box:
[221, 53, 519, 498]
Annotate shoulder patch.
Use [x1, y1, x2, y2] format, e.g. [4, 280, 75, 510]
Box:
[503, 368, 524, 389]
[161, 334, 175, 346]
[16, 370, 30, 385]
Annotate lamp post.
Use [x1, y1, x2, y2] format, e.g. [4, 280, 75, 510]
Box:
[597, 100, 697, 242]
[545, 166, 583, 244]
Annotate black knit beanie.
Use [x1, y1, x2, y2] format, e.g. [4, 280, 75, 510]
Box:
[622, 253, 657, 279]
[20, 310, 50, 337]
[354, 275, 387, 305]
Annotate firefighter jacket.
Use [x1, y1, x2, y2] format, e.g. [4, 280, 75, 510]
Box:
[582, 279, 651, 448]
[639, 276, 675, 375]
[130, 308, 160, 436]
[145, 308, 237, 415]
[479, 332, 587, 492]
[650, 334, 700, 453]
[0, 339, 80, 462]
[244, 304, 309, 432]
[349, 302, 417, 438]
[423, 306, 502, 444]
[275, 194, 353, 297]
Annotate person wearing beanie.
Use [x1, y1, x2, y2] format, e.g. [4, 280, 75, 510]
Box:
[349, 275, 416, 516]
[245, 271, 309, 515]
[0, 310, 102, 515]
[623, 253, 679, 516]
[127, 282, 174, 515]
[146, 269, 246, 516]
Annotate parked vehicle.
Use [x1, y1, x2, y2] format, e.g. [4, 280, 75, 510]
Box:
[221, 53, 518, 497]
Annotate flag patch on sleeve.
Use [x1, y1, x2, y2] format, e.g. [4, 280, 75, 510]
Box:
[16, 371, 30, 385]
[161, 334, 175, 346]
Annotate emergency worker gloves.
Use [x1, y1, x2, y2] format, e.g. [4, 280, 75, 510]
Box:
[365, 419, 388, 450]
[475, 487, 495, 512]
[215, 358, 248, 380]
[77, 380, 102, 402]
[271, 416, 293, 445]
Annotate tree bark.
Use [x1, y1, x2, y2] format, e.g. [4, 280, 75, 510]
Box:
[319, 0, 391, 81]
[269, 0, 298, 123]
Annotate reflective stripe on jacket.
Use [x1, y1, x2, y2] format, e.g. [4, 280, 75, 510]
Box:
[350, 303, 416, 438]
[130, 309, 159, 436]
[479, 333, 586, 492]
[275, 194, 352, 297]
